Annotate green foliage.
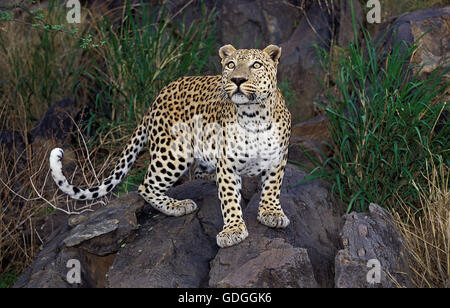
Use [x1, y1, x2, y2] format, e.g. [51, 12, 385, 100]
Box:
[117, 163, 148, 194]
[303, 26, 449, 213]
[85, 2, 218, 142]
[0, 269, 20, 288]
[279, 80, 298, 111]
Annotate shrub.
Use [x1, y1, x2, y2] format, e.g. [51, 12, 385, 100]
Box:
[303, 24, 448, 213]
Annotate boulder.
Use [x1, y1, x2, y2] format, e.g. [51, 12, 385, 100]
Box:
[64, 192, 146, 256]
[372, 6, 449, 75]
[14, 193, 146, 288]
[279, 0, 363, 123]
[209, 237, 318, 288]
[334, 203, 412, 288]
[16, 165, 415, 288]
[210, 164, 343, 288]
[106, 181, 221, 288]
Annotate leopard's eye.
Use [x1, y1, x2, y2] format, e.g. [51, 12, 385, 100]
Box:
[226, 62, 235, 69]
[252, 62, 262, 69]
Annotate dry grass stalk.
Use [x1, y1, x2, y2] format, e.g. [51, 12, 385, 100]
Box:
[392, 158, 449, 288]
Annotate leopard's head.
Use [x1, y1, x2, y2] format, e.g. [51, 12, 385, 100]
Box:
[219, 45, 281, 105]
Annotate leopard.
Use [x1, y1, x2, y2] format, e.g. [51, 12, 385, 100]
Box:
[49, 44, 291, 248]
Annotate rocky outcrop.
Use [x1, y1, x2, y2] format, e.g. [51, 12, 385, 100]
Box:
[373, 6, 449, 75]
[335, 203, 412, 288]
[15, 164, 346, 288]
[209, 238, 318, 288]
[14, 193, 146, 288]
[15, 163, 414, 288]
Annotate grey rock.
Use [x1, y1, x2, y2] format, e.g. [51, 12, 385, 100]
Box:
[372, 6, 449, 75]
[279, 1, 362, 123]
[65, 192, 146, 256]
[14, 193, 145, 288]
[64, 219, 120, 247]
[210, 237, 318, 288]
[334, 203, 412, 288]
[210, 164, 343, 288]
[106, 180, 221, 288]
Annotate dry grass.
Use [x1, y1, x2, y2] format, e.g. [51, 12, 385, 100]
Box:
[0, 125, 119, 276]
[0, 2, 108, 283]
[0, 2, 94, 133]
[392, 157, 449, 288]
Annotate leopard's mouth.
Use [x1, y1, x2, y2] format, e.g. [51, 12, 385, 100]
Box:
[230, 90, 257, 105]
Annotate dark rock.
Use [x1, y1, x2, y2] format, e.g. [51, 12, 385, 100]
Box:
[372, 6, 449, 75]
[210, 164, 344, 288]
[209, 237, 318, 288]
[279, 1, 362, 123]
[65, 192, 146, 256]
[17, 166, 414, 288]
[288, 115, 331, 167]
[334, 203, 412, 288]
[216, 0, 301, 49]
[31, 97, 79, 147]
[14, 193, 145, 288]
[106, 180, 220, 287]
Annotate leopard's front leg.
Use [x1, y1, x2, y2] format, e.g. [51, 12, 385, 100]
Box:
[215, 157, 248, 248]
[257, 151, 290, 229]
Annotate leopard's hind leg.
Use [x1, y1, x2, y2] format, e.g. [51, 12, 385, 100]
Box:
[138, 136, 197, 217]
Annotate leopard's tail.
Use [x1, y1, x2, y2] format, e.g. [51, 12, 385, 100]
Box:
[49, 117, 148, 200]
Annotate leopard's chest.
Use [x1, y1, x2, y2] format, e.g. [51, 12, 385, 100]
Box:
[231, 124, 283, 176]
[195, 120, 283, 177]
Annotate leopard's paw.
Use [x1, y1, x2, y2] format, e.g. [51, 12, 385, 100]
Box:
[257, 210, 290, 228]
[216, 223, 248, 248]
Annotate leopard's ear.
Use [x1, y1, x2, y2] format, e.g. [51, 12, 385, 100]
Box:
[263, 45, 282, 63]
[219, 44, 236, 59]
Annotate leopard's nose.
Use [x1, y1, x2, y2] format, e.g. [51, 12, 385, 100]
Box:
[231, 77, 248, 87]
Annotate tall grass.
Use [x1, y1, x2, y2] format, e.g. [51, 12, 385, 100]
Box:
[0, 1, 91, 132]
[304, 24, 449, 213]
[85, 2, 217, 146]
[392, 157, 449, 288]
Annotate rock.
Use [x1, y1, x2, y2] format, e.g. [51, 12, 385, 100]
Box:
[373, 7, 449, 75]
[279, 1, 362, 123]
[288, 115, 331, 167]
[65, 192, 145, 256]
[31, 97, 80, 147]
[334, 203, 412, 288]
[210, 237, 318, 288]
[106, 180, 221, 287]
[14, 193, 146, 288]
[215, 0, 301, 49]
[210, 164, 343, 288]
[17, 166, 413, 288]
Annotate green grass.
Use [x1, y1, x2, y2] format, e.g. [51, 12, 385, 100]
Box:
[84, 1, 218, 145]
[302, 19, 449, 213]
[0, 269, 20, 288]
[117, 162, 148, 194]
[279, 80, 298, 111]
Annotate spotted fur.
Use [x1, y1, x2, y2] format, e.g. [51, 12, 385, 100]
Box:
[50, 45, 291, 247]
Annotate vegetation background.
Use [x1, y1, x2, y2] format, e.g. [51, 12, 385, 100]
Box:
[0, 0, 448, 288]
